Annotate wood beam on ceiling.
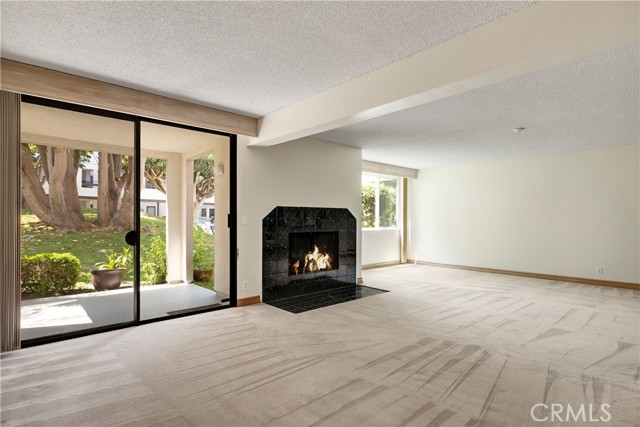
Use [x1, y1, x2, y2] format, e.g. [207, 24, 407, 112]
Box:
[250, 1, 639, 147]
[0, 59, 258, 137]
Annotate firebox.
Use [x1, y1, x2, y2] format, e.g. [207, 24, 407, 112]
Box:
[289, 231, 338, 276]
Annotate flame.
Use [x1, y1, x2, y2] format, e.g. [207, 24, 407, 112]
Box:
[292, 245, 333, 275]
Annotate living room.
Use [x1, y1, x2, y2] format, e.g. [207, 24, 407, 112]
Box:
[1, 2, 638, 426]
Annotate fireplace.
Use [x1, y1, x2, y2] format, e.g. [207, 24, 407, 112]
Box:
[289, 231, 338, 276]
[262, 207, 356, 303]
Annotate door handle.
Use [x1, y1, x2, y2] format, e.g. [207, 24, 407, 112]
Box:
[125, 230, 138, 246]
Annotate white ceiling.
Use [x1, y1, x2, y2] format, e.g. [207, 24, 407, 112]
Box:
[0, 1, 531, 117]
[3, 2, 637, 171]
[315, 43, 640, 170]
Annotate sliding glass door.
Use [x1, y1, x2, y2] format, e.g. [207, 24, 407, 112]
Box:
[20, 96, 235, 344]
[19, 99, 137, 340]
[18, 96, 235, 344]
[139, 121, 231, 320]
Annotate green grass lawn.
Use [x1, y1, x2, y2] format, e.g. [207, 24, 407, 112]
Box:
[21, 209, 215, 289]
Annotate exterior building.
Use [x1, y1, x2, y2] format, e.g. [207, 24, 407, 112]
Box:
[75, 155, 215, 218]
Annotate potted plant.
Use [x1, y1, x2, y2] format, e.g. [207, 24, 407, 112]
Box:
[193, 256, 213, 282]
[91, 247, 132, 291]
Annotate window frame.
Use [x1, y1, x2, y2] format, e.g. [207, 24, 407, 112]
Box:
[361, 173, 400, 231]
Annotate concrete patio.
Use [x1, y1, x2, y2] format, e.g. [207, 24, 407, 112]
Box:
[21, 283, 228, 340]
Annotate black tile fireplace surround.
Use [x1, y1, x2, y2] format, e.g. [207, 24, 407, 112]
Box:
[262, 206, 356, 303]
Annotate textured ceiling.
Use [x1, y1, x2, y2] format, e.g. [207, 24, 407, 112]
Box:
[315, 43, 640, 170]
[1, 1, 530, 117]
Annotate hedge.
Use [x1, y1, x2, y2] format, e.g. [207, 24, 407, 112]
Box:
[21, 253, 81, 295]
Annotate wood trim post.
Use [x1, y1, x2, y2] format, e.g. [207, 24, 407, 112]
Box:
[400, 177, 408, 264]
[1, 90, 22, 351]
[1, 59, 258, 136]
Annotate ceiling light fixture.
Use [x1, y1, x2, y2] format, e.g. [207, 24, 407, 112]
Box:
[512, 127, 526, 133]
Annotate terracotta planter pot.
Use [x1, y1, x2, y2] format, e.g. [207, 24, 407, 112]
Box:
[193, 269, 213, 282]
[90, 268, 124, 291]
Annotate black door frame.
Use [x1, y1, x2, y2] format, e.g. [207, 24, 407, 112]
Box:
[20, 95, 237, 348]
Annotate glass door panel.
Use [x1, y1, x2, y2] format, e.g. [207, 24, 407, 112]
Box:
[140, 121, 230, 320]
[19, 101, 136, 340]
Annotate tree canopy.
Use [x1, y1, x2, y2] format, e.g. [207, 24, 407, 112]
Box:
[144, 154, 216, 217]
[361, 182, 397, 228]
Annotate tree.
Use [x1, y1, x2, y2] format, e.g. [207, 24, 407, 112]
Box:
[21, 145, 134, 231]
[144, 155, 216, 217]
[192, 155, 216, 214]
[361, 182, 397, 228]
[97, 153, 134, 230]
[378, 182, 397, 227]
[361, 184, 376, 228]
[20, 144, 86, 230]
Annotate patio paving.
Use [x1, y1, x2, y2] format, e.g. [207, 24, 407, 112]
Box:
[21, 283, 228, 340]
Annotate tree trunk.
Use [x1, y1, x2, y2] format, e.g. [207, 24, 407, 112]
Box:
[109, 165, 134, 230]
[64, 150, 85, 225]
[97, 152, 135, 230]
[20, 144, 54, 225]
[97, 152, 111, 226]
[47, 147, 84, 230]
[20, 144, 85, 230]
[107, 154, 122, 217]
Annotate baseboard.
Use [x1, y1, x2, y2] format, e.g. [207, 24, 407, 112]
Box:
[237, 295, 261, 306]
[408, 260, 640, 291]
[362, 261, 401, 270]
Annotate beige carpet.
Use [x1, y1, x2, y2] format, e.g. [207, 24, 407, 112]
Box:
[1, 265, 639, 427]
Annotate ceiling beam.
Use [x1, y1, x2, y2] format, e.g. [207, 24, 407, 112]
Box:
[1, 59, 258, 136]
[250, 1, 639, 147]
[362, 160, 417, 179]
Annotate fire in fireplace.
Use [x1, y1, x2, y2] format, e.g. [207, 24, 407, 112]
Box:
[289, 231, 339, 276]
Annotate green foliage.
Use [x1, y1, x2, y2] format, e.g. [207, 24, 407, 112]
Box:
[22, 209, 165, 284]
[94, 247, 132, 270]
[193, 227, 215, 270]
[21, 210, 214, 290]
[144, 158, 167, 179]
[361, 181, 397, 228]
[378, 181, 397, 227]
[141, 235, 167, 285]
[362, 184, 376, 228]
[21, 253, 81, 295]
[194, 154, 215, 195]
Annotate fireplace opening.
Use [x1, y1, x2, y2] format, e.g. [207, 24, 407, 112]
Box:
[289, 231, 339, 276]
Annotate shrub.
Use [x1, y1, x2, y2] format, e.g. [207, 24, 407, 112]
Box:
[141, 235, 167, 285]
[193, 227, 214, 271]
[21, 253, 81, 295]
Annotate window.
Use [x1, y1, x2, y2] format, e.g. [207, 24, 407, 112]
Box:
[201, 208, 207, 217]
[146, 206, 156, 216]
[361, 174, 398, 228]
[81, 169, 93, 188]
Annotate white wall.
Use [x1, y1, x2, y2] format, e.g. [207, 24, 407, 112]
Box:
[237, 136, 362, 299]
[409, 144, 640, 283]
[362, 229, 400, 266]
